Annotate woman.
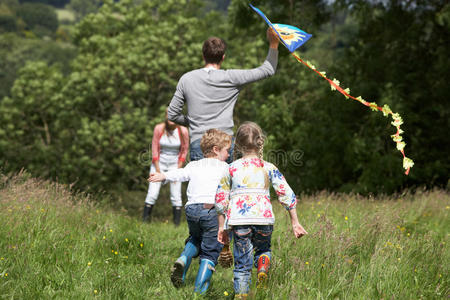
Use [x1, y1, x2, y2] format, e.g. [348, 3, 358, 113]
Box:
[143, 113, 189, 225]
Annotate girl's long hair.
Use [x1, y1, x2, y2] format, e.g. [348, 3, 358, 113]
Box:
[233, 121, 266, 160]
[234, 122, 269, 189]
[164, 118, 176, 136]
[163, 108, 178, 136]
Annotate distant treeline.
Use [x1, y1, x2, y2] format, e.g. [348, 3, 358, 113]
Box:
[18, 0, 71, 8]
[0, 0, 448, 195]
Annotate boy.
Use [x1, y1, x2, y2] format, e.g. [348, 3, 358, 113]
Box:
[148, 129, 231, 294]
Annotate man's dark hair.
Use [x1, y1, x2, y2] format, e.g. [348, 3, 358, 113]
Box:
[202, 37, 226, 64]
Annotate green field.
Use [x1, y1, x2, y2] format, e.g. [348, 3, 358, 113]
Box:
[0, 173, 448, 299]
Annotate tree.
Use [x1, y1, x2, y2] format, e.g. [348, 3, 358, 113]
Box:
[2, 0, 447, 195]
[0, 0, 19, 32]
[0, 33, 76, 99]
[332, 0, 450, 191]
[16, 2, 58, 34]
[0, 15, 17, 32]
[18, 0, 71, 9]
[1, 0, 222, 192]
[66, 0, 101, 21]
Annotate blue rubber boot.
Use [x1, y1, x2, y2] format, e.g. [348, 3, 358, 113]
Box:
[170, 241, 199, 288]
[194, 259, 215, 294]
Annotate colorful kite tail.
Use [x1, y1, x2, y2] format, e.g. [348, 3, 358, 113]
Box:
[291, 52, 414, 175]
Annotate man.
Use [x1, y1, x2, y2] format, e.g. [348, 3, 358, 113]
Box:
[168, 28, 280, 162]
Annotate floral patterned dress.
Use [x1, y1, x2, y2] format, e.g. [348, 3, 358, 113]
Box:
[215, 157, 297, 226]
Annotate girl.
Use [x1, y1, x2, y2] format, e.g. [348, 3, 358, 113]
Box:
[215, 121, 307, 298]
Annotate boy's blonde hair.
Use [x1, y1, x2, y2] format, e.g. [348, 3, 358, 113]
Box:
[234, 121, 266, 160]
[200, 129, 232, 158]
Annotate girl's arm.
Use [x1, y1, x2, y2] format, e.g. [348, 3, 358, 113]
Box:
[288, 207, 308, 238]
[268, 163, 307, 238]
[153, 161, 161, 173]
[215, 169, 231, 215]
[151, 124, 162, 172]
[268, 163, 297, 210]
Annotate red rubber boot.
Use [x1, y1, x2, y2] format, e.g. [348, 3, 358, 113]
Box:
[256, 254, 270, 288]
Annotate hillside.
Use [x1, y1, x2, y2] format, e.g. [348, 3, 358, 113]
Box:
[0, 172, 448, 298]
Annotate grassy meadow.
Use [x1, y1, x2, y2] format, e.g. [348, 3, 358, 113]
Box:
[0, 172, 448, 299]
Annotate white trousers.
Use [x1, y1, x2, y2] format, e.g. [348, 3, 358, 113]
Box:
[144, 161, 182, 207]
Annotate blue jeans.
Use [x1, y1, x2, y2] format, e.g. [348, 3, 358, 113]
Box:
[232, 225, 273, 294]
[185, 204, 223, 265]
[190, 137, 235, 163]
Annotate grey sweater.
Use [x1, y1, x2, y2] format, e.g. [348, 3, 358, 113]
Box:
[168, 48, 278, 142]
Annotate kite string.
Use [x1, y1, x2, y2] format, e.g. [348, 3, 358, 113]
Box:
[291, 52, 414, 175]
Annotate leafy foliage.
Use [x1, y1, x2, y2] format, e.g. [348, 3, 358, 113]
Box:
[65, 0, 100, 21]
[0, 0, 220, 192]
[0, 33, 76, 99]
[16, 2, 59, 34]
[331, 0, 450, 191]
[0, 15, 16, 32]
[227, 0, 449, 194]
[0, 0, 448, 195]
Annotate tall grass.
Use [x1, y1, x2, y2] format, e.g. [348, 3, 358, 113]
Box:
[0, 173, 448, 299]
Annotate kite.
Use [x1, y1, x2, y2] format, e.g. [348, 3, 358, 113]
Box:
[250, 4, 414, 175]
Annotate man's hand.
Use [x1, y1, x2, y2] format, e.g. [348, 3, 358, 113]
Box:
[267, 27, 279, 49]
[148, 172, 166, 182]
[292, 223, 308, 238]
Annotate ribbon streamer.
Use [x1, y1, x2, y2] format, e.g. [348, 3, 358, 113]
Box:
[290, 52, 413, 175]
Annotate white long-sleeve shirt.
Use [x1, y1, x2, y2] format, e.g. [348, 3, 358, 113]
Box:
[163, 158, 229, 206]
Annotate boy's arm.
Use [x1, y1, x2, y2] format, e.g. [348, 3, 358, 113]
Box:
[168, 80, 189, 126]
[148, 172, 165, 182]
[163, 163, 191, 182]
[217, 214, 229, 244]
[148, 163, 191, 183]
